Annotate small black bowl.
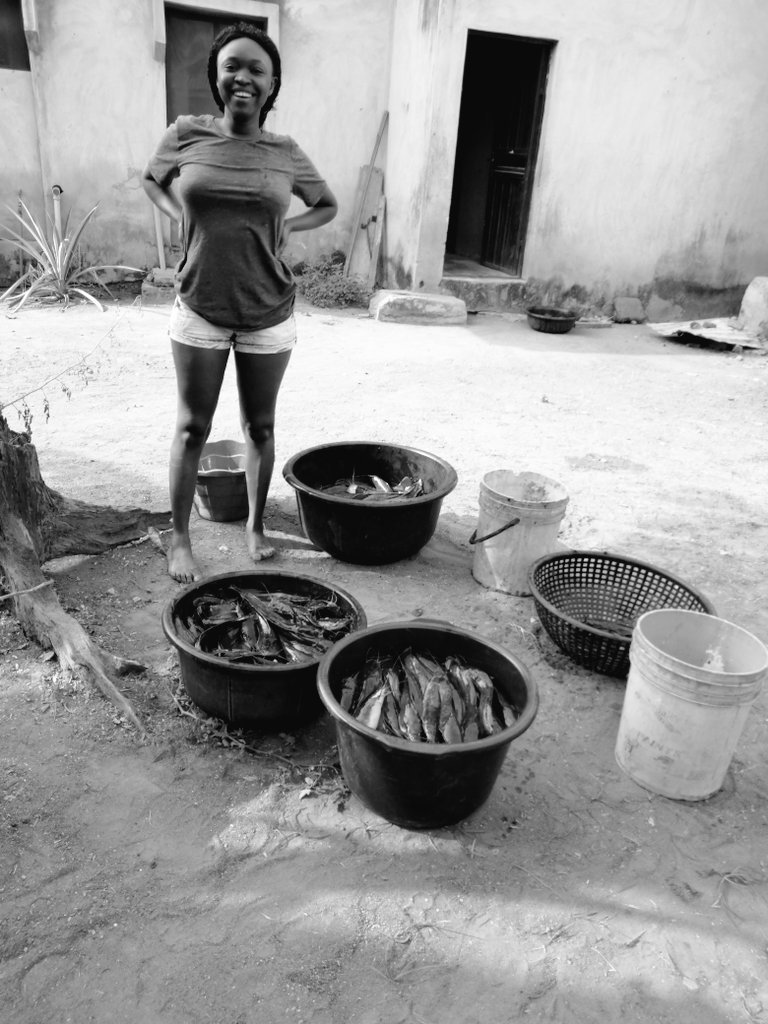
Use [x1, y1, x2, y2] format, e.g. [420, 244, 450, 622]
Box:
[526, 306, 578, 334]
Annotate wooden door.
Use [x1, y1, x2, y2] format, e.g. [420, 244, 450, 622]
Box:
[482, 39, 550, 274]
[447, 33, 552, 277]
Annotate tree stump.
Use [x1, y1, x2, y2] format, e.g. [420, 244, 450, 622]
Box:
[0, 411, 170, 734]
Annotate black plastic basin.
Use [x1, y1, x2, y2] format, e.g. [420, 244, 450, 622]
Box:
[317, 619, 539, 829]
[162, 570, 367, 730]
[282, 441, 458, 565]
[526, 306, 578, 334]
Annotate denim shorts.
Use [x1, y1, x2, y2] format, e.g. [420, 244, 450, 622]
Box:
[169, 297, 297, 354]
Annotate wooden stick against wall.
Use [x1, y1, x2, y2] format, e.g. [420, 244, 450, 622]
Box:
[367, 195, 386, 291]
[343, 111, 388, 278]
[152, 206, 167, 271]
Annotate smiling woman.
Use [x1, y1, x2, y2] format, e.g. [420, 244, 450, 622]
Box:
[207, 28, 279, 128]
[164, 6, 267, 120]
[141, 23, 338, 584]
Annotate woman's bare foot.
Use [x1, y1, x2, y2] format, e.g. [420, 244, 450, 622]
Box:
[167, 536, 200, 583]
[246, 527, 276, 562]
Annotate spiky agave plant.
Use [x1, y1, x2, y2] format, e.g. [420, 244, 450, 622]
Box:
[0, 199, 142, 313]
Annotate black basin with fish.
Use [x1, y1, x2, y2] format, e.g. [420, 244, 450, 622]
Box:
[317, 620, 539, 829]
[162, 571, 367, 729]
[282, 441, 458, 565]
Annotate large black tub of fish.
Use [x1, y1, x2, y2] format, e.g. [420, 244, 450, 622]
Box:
[282, 441, 458, 565]
[162, 571, 367, 730]
[317, 620, 539, 828]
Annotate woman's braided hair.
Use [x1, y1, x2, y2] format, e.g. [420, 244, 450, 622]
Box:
[207, 22, 282, 126]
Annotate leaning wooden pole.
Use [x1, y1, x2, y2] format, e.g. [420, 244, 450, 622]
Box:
[343, 111, 388, 278]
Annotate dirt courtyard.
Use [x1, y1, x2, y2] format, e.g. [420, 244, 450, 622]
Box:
[1, 296, 767, 1024]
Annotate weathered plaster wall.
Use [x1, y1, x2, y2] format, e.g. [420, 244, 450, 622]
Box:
[386, 0, 768, 300]
[14, 1, 163, 271]
[273, 0, 392, 265]
[0, 69, 44, 279]
[0, 0, 392, 278]
[518, 0, 768, 300]
[385, 0, 465, 289]
[3, 0, 766, 299]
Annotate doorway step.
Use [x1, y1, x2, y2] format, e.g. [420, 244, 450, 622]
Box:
[439, 255, 526, 313]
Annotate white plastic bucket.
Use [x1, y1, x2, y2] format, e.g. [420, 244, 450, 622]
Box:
[470, 470, 569, 596]
[615, 609, 768, 800]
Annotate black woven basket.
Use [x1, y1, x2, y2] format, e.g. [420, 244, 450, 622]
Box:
[528, 551, 716, 678]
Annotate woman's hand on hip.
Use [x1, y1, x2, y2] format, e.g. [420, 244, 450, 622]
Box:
[278, 222, 293, 255]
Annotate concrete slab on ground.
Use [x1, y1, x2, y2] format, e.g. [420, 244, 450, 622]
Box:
[369, 288, 467, 324]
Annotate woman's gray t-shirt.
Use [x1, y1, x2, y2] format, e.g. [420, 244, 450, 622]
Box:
[147, 115, 327, 330]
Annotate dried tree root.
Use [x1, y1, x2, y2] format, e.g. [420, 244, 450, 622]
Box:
[0, 513, 146, 735]
[0, 412, 169, 734]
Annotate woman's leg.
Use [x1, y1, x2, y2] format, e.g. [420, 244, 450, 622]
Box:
[168, 340, 229, 581]
[233, 347, 292, 561]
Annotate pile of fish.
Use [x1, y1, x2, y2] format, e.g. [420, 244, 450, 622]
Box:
[321, 473, 424, 501]
[176, 585, 356, 665]
[339, 650, 519, 744]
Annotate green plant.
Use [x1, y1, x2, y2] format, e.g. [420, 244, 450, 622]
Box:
[294, 252, 372, 309]
[0, 200, 141, 314]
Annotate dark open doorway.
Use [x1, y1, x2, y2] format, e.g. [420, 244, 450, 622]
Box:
[446, 31, 552, 277]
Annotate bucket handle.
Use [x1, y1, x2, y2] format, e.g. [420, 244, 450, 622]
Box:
[468, 516, 520, 545]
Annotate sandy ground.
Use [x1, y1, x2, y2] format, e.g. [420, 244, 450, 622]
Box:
[1, 296, 768, 1024]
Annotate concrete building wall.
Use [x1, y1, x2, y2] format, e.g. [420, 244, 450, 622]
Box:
[1, 0, 766, 304]
[387, 0, 768, 302]
[385, 0, 465, 289]
[14, 1, 162, 270]
[276, 1, 392, 265]
[0, 69, 44, 280]
[0, 0, 392, 280]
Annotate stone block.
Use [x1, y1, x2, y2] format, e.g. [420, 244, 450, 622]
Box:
[737, 277, 768, 341]
[612, 296, 646, 323]
[148, 267, 176, 286]
[369, 289, 467, 325]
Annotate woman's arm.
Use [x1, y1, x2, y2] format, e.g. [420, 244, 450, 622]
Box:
[280, 185, 338, 252]
[141, 167, 182, 225]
